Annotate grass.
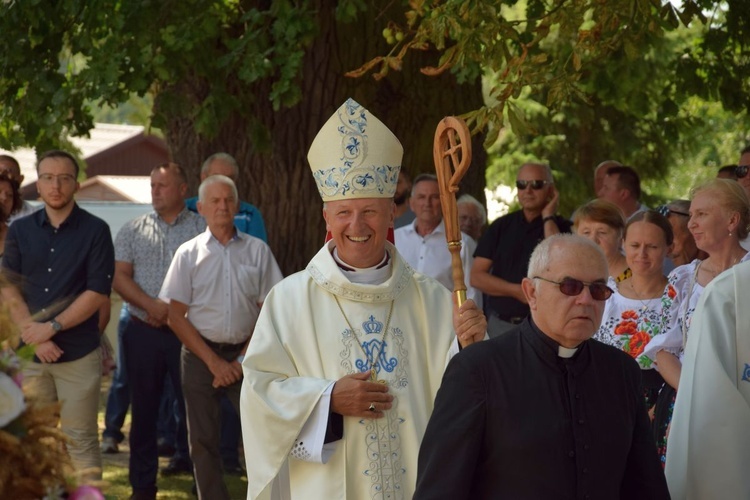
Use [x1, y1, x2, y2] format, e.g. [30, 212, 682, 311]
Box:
[97, 377, 248, 499]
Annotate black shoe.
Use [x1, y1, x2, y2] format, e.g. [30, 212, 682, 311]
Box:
[223, 461, 245, 476]
[157, 438, 176, 458]
[100, 436, 119, 454]
[129, 489, 156, 500]
[160, 459, 193, 476]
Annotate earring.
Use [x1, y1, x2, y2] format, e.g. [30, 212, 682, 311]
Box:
[729, 230, 733, 237]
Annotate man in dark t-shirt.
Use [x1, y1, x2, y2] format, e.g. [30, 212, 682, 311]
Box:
[470, 162, 571, 338]
[1, 150, 114, 481]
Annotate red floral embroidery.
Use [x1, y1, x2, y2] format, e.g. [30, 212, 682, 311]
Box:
[667, 284, 676, 299]
[628, 331, 651, 358]
[615, 321, 637, 335]
[621, 310, 638, 320]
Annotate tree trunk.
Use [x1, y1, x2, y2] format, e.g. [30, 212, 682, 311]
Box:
[156, 3, 486, 275]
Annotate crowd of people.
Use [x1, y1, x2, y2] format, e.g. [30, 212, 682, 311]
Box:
[1, 102, 749, 500]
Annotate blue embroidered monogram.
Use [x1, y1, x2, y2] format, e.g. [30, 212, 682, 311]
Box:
[355, 339, 397, 376]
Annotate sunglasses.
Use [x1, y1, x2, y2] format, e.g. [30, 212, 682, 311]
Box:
[516, 180, 549, 190]
[656, 205, 689, 218]
[533, 276, 613, 301]
[735, 165, 750, 179]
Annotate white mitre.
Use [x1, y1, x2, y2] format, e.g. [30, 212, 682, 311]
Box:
[308, 98, 403, 202]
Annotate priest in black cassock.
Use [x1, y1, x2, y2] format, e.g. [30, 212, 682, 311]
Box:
[415, 234, 669, 500]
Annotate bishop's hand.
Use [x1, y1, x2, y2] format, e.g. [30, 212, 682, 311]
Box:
[331, 371, 393, 419]
[453, 298, 487, 348]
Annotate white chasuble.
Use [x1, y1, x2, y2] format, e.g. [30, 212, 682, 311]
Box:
[241, 242, 456, 500]
[665, 261, 750, 499]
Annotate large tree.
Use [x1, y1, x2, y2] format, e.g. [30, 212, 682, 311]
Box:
[1, 0, 744, 270]
[0, 1, 486, 274]
[352, 0, 749, 213]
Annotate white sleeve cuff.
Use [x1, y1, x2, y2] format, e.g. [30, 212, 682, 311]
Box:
[289, 381, 337, 464]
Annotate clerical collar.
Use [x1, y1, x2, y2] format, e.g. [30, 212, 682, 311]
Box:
[332, 247, 392, 285]
[529, 318, 581, 359]
[558, 345, 578, 358]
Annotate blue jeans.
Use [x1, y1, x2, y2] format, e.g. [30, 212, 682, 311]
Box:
[124, 318, 190, 493]
[102, 306, 130, 443]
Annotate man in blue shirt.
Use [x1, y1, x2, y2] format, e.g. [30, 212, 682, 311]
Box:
[185, 152, 267, 242]
[1, 149, 115, 481]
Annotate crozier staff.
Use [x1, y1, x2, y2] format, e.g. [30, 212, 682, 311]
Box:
[433, 116, 472, 307]
[239, 98, 486, 500]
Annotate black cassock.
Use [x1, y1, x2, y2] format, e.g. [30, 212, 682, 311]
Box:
[415, 319, 670, 500]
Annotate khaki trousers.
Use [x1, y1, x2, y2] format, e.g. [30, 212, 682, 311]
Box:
[23, 347, 102, 481]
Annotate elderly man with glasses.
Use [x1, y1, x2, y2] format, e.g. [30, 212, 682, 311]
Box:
[416, 234, 669, 500]
[470, 162, 572, 338]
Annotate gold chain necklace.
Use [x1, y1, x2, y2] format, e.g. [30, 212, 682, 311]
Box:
[334, 295, 394, 384]
[627, 278, 665, 311]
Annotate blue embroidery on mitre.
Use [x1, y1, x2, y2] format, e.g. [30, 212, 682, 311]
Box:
[742, 363, 750, 382]
[310, 98, 401, 200]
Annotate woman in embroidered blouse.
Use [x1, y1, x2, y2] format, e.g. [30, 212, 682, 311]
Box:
[643, 180, 750, 388]
[573, 199, 629, 281]
[594, 210, 673, 417]
[641, 178, 750, 465]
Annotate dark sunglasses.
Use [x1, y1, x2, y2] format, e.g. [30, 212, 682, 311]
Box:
[516, 180, 549, 190]
[656, 205, 689, 218]
[735, 165, 750, 179]
[533, 276, 613, 301]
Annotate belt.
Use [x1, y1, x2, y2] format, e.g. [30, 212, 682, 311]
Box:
[202, 337, 246, 352]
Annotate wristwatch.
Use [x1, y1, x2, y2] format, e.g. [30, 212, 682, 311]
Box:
[50, 319, 63, 333]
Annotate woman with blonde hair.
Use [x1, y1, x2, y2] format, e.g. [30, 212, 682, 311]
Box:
[642, 178, 750, 466]
[572, 199, 629, 281]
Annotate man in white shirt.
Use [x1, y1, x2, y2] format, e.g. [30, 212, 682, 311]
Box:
[395, 174, 480, 305]
[160, 175, 283, 500]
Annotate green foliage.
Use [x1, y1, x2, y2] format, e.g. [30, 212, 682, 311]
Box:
[91, 93, 157, 132]
[345, 0, 750, 215]
[1, 0, 748, 220]
[0, 1, 319, 150]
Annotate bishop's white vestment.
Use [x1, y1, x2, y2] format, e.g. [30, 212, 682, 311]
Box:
[665, 260, 750, 499]
[240, 242, 458, 500]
